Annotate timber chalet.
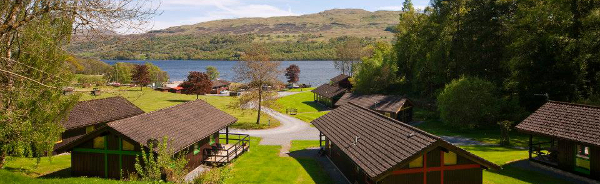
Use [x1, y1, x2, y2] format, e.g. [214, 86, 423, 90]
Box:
[55, 99, 248, 179]
[312, 102, 500, 184]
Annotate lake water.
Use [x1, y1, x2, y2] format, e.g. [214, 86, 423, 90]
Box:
[103, 60, 339, 86]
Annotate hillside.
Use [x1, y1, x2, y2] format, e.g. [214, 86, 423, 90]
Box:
[68, 9, 400, 61]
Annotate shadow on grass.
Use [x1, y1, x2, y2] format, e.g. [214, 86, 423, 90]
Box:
[289, 149, 335, 184]
[166, 99, 191, 103]
[39, 168, 71, 178]
[301, 101, 330, 111]
[488, 161, 576, 184]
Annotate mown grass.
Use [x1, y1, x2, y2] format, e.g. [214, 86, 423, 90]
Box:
[275, 92, 329, 123]
[225, 137, 333, 184]
[290, 140, 320, 152]
[0, 170, 151, 184]
[3, 155, 71, 177]
[77, 86, 279, 129]
[281, 87, 316, 92]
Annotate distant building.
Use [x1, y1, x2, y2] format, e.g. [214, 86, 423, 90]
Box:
[335, 93, 414, 123]
[55, 100, 249, 179]
[54, 97, 144, 154]
[211, 80, 231, 94]
[312, 74, 353, 107]
[516, 101, 600, 181]
[312, 103, 500, 184]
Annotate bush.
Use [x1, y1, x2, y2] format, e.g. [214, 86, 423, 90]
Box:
[437, 77, 501, 129]
[134, 137, 189, 183]
[194, 166, 232, 184]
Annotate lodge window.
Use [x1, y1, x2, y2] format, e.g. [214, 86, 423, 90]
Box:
[408, 155, 423, 168]
[93, 136, 105, 149]
[86, 126, 95, 134]
[575, 145, 590, 174]
[444, 151, 457, 165]
[193, 142, 202, 155]
[210, 134, 216, 145]
[384, 112, 392, 117]
[122, 139, 135, 151]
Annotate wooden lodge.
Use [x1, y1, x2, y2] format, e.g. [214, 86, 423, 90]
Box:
[54, 97, 144, 154]
[335, 93, 415, 123]
[55, 100, 249, 179]
[211, 80, 231, 94]
[516, 101, 600, 181]
[312, 103, 500, 184]
[312, 74, 352, 107]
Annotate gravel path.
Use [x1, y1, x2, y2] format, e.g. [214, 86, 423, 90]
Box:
[439, 136, 494, 146]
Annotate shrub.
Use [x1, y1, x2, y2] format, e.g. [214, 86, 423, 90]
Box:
[134, 137, 189, 183]
[437, 77, 501, 129]
[194, 166, 232, 184]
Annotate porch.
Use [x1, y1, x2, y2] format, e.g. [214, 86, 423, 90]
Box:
[528, 135, 559, 166]
[203, 133, 250, 165]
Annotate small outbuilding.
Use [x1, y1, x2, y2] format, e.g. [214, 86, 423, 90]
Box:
[312, 103, 500, 184]
[211, 80, 231, 94]
[312, 84, 347, 107]
[516, 101, 600, 181]
[54, 97, 144, 153]
[329, 74, 352, 89]
[55, 100, 249, 179]
[335, 93, 414, 123]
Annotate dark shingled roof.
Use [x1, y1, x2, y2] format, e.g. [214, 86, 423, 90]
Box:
[62, 97, 144, 130]
[516, 101, 600, 147]
[107, 100, 237, 153]
[212, 80, 231, 88]
[56, 100, 237, 154]
[335, 93, 410, 112]
[312, 103, 499, 179]
[311, 84, 347, 99]
[330, 74, 350, 84]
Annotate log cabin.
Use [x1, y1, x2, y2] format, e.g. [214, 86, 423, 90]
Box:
[54, 97, 144, 154]
[312, 102, 500, 184]
[335, 93, 414, 123]
[516, 101, 600, 181]
[312, 74, 353, 107]
[55, 100, 249, 179]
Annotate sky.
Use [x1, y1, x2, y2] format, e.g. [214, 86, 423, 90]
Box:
[145, 0, 431, 31]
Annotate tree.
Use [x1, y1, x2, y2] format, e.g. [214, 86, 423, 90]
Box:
[0, 0, 157, 167]
[146, 62, 169, 84]
[284, 64, 300, 84]
[437, 77, 501, 129]
[180, 71, 212, 99]
[353, 42, 401, 94]
[235, 44, 281, 124]
[206, 66, 220, 81]
[334, 37, 363, 76]
[131, 64, 150, 91]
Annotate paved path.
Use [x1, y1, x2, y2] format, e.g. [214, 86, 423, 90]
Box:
[230, 107, 320, 145]
[439, 136, 494, 146]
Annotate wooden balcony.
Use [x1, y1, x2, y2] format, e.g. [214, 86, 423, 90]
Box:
[203, 133, 249, 165]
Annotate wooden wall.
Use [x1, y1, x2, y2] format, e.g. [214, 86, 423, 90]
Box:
[185, 136, 210, 169]
[72, 152, 105, 178]
[557, 140, 575, 171]
[591, 146, 600, 180]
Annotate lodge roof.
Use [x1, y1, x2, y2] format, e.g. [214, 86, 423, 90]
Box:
[516, 101, 600, 147]
[56, 100, 237, 154]
[311, 84, 347, 99]
[62, 97, 144, 130]
[212, 80, 231, 88]
[311, 103, 499, 179]
[334, 93, 411, 112]
[330, 74, 350, 84]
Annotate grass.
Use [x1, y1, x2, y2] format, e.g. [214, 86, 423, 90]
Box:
[275, 92, 329, 123]
[281, 87, 316, 92]
[0, 170, 151, 184]
[3, 155, 71, 177]
[77, 86, 280, 129]
[225, 137, 333, 184]
[290, 140, 320, 152]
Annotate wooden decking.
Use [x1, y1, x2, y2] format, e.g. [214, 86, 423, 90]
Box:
[204, 144, 249, 164]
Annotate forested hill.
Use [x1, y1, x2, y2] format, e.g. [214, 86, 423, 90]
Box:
[68, 9, 400, 61]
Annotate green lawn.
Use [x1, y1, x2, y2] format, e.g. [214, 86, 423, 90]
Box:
[416, 120, 531, 148]
[78, 86, 279, 129]
[290, 140, 320, 152]
[225, 137, 333, 184]
[0, 170, 150, 184]
[275, 92, 329, 123]
[281, 87, 316, 92]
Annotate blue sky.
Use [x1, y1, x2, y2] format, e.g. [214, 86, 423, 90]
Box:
[147, 0, 431, 30]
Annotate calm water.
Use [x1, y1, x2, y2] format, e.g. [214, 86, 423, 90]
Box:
[103, 60, 339, 86]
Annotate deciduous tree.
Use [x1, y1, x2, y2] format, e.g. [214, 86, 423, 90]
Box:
[284, 64, 300, 84]
[334, 37, 363, 76]
[131, 64, 150, 91]
[234, 44, 281, 124]
[206, 66, 220, 81]
[180, 71, 212, 99]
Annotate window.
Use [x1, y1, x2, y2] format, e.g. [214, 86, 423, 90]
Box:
[409, 155, 423, 168]
[209, 134, 216, 145]
[86, 126, 95, 134]
[93, 136, 105, 149]
[193, 142, 201, 155]
[444, 151, 458, 165]
[575, 145, 590, 173]
[384, 112, 392, 117]
[122, 139, 134, 151]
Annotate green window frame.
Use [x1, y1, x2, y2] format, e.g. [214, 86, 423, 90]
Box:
[575, 144, 590, 175]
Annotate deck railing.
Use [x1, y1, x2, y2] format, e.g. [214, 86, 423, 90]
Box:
[203, 133, 250, 165]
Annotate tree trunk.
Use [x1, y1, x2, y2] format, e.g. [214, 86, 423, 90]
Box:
[0, 151, 6, 168]
[257, 88, 262, 124]
[140, 85, 143, 91]
[196, 94, 199, 100]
